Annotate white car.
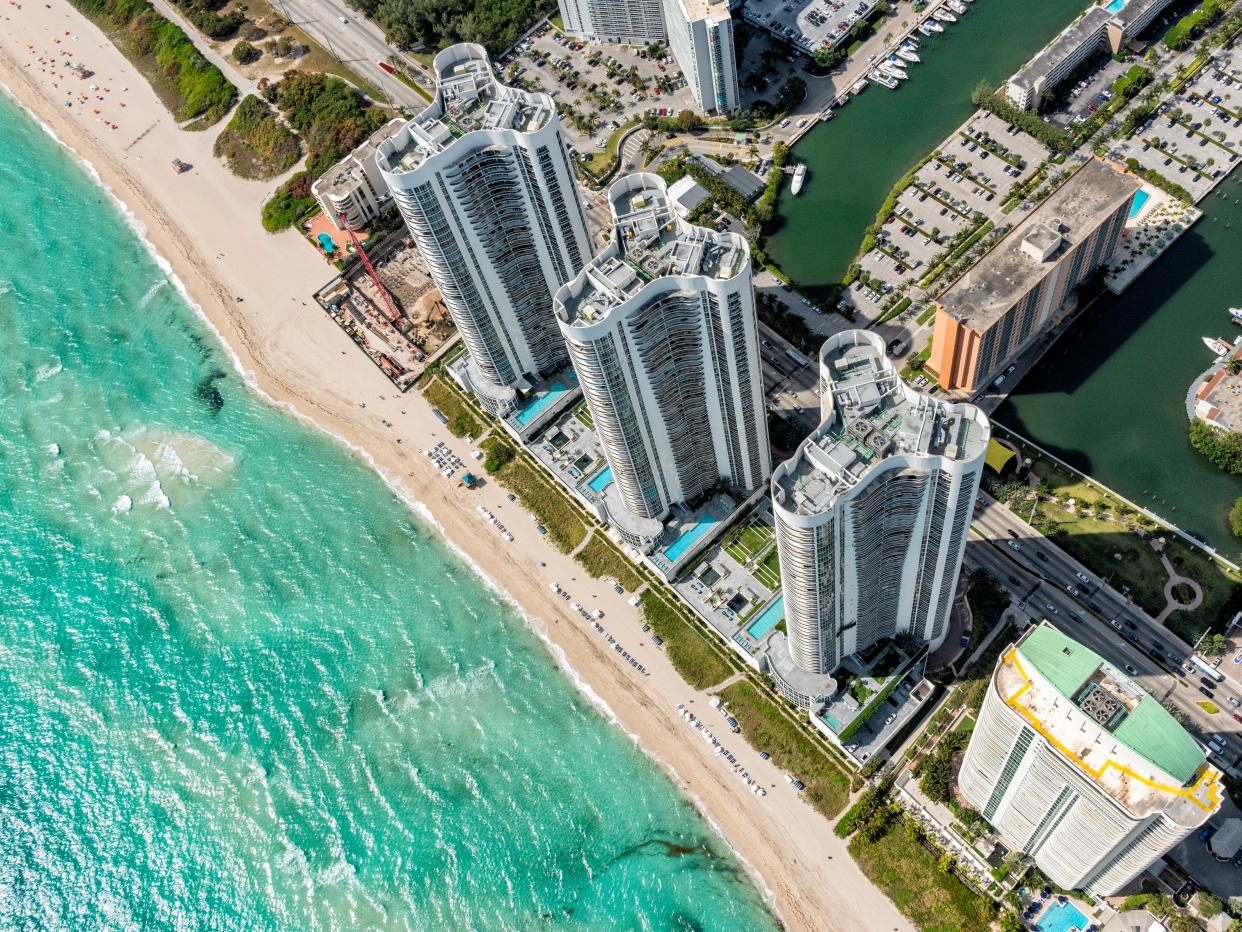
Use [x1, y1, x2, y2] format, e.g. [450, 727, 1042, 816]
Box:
[1075, 572, 1091, 584]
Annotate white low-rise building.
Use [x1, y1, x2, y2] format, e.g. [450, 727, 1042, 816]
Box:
[311, 118, 406, 231]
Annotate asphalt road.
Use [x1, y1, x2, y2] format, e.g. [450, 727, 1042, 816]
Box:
[268, 0, 429, 108]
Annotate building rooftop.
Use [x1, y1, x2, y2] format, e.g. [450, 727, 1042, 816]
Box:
[376, 44, 552, 174]
[1108, 0, 1177, 33]
[938, 159, 1140, 332]
[692, 155, 766, 202]
[1008, 6, 1111, 95]
[313, 118, 405, 201]
[774, 331, 988, 515]
[1194, 341, 1242, 432]
[668, 175, 710, 215]
[558, 174, 747, 326]
[677, 0, 732, 25]
[997, 624, 1220, 819]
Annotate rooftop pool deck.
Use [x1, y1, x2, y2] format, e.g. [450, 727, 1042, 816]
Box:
[1035, 900, 1091, 932]
[1128, 188, 1150, 219]
[663, 511, 720, 563]
[746, 595, 785, 640]
[586, 465, 614, 494]
[515, 379, 570, 427]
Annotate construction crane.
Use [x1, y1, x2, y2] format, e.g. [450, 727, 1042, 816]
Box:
[339, 214, 402, 327]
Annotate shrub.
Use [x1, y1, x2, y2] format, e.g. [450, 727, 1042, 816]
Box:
[261, 169, 316, 231]
[273, 71, 386, 176]
[480, 437, 514, 473]
[231, 39, 260, 64]
[214, 95, 300, 179]
[641, 591, 735, 690]
[1230, 497, 1242, 540]
[1189, 418, 1242, 474]
[346, 0, 549, 54]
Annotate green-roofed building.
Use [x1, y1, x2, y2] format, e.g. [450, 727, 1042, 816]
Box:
[956, 622, 1221, 897]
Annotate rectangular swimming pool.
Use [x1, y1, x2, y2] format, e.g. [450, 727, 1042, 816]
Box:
[587, 465, 613, 494]
[1036, 901, 1090, 932]
[662, 512, 719, 562]
[516, 380, 569, 427]
[746, 595, 785, 640]
[1106, 0, 1126, 11]
[1128, 188, 1150, 219]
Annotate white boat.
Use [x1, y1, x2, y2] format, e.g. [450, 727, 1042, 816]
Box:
[852, 78, 869, 94]
[917, 22, 934, 35]
[934, 8, 957, 22]
[904, 34, 920, 47]
[868, 70, 899, 89]
[790, 163, 807, 195]
[1204, 336, 1232, 356]
[1229, 307, 1242, 325]
[820, 108, 835, 120]
[923, 18, 945, 32]
[948, 0, 967, 13]
[881, 61, 909, 80]
[897, 47, 921, 63]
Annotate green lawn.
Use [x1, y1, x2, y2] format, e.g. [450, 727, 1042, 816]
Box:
[575, 532, 643, 591]
[1019, 457, 1242, 639]
[849, 818, 996, 932]
[723, 518, 775, 565]
[754, 547, 781, 590]
[640, 591, 735, 689]
[422, 378, 485, 439]
[718, 680, 851, 819]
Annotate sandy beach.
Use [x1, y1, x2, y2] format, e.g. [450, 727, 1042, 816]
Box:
[0, 5, 911, 929]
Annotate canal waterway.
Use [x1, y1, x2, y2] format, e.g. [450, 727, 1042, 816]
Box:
[997, 173, 1242, 553]
[767, 0, 1089, 295]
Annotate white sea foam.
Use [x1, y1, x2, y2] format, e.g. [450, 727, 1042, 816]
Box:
[138, 279, 167, 308]
[112, 494, 132, 514]
[5, 82, 783, 924]
[35, 360, 62, 382]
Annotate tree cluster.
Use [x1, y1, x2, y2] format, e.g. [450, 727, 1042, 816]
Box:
[346, 0, 552, 55]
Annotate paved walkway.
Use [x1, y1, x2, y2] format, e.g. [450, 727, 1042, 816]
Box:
[1155, 553, 1204, 624]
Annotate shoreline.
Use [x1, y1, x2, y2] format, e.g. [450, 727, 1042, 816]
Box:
[0, 7, 911, 930]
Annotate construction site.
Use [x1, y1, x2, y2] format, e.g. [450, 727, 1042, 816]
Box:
[314, 230, 457, 390]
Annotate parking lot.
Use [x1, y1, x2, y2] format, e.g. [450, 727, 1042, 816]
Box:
[498, 25, 695, 155]
[1113, 50, 1242, 202]
[1044, 53, 1131, 130]
[743, 0, 878, 56]
[845, 110, 1051, 323]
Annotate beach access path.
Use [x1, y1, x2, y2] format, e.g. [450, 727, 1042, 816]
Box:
[0, 3, 911, 930]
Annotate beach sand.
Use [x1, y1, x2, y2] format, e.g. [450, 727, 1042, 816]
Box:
[0, 7, 911, 930]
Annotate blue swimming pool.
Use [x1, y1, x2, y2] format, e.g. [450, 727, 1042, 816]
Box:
[1036, 901, 1090, 932]
[1106, 0, 1126, 12]
[663, 512, 719, 562]
[746, 595, 785, 640]
[1128, 188, 1150, 218]
[516, 380, 569, 427]
[587, 466, 614, 494]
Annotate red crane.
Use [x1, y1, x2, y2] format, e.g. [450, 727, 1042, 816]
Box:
[339, 215, 402, 326]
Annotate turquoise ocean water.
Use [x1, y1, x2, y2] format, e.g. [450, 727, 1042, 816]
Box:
[0, 92, 777, 930]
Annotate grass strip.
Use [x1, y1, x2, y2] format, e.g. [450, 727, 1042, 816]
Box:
[718, 679, 850, 818]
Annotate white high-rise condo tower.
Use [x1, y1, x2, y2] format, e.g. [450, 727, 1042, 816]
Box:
[559, 0, 666, 45]
[767, 330, 989, 708]
[553, 173, 770, 550]
[558, 0, 739, 114]
[959, 624, 1221, 896]
[375, 44, 592, 416]
[662, 0, 739, 113]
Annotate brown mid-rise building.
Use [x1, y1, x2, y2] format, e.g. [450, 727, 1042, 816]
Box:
[928, 159, 1139, 396]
